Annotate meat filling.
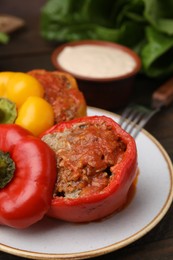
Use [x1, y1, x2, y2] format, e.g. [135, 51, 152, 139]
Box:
[42, 121, 126, 198]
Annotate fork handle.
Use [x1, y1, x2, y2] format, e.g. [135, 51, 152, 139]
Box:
[152, 77, 173, 108]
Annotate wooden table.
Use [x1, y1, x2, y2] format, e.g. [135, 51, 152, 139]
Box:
[1, 1, 173, 259]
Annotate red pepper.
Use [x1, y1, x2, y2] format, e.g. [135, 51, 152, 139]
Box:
[41, 116, 137, 222]
[0, 124, 57, 229]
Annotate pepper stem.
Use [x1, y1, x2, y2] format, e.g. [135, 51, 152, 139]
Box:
[0, 151, 15, 189]
[0, 98, 17, 123]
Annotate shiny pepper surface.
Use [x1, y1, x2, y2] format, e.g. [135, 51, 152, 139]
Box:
[3, 72, 44, 108]
[0, 124, 57, 229]
[15, 96, 54, 136]
[0, 72, 15, 96]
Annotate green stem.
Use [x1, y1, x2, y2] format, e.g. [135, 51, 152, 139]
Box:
[0, 151, 15, 189]
[0, 98, 17, 124]
[0, 109, 4, 123]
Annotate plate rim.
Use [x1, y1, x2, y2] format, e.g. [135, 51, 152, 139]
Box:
[1, 107, 173, 260]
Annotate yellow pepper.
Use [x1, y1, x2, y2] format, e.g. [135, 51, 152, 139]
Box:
[0, 71, 54, 135]
[0, 72, 15, 96]
[0, 72, 44, 108]
[15, 96, 54, 136]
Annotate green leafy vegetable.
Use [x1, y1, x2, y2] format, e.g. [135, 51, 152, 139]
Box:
[40, 0, 173, 77]
[0, 32, 9, 44]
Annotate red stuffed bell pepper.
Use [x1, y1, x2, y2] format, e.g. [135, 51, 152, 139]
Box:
[0, 124, 57, 229]
[41, 115, 137, 222]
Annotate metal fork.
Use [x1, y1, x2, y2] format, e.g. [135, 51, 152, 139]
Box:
[119, 77, 173, 138]
[119, 104, 160, 138]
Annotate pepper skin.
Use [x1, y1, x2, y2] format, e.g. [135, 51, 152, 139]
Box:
[4, 72, 44, 108]
[0, 72, 15, 96]
[0, 124, 57, 229]
[15, 96, 54, 136]
[41, 116, 138, 223]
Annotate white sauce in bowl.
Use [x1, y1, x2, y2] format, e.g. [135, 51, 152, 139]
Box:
[57, 45, 136, 79]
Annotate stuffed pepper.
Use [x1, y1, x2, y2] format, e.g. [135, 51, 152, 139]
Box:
[28, 69, 87, 123]
[41, 115, 137, 222]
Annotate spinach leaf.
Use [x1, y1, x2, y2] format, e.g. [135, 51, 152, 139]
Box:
[141, 26, 173, 77]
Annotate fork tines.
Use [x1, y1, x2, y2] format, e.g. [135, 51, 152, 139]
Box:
[119, 104, 159, 138]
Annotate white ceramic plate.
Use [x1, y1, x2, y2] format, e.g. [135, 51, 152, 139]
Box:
[1, 107, 173, 260]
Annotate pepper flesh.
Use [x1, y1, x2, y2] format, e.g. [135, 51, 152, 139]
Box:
[0, 72, 15, 96]
[4, 72, 44, 108]
[41, 115, 137, 222]
[15, 96, 54, 136]
[0, 124, 57, 229]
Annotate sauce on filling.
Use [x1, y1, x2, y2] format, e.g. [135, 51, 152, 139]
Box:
[42, 121, 127, 198]
[57, 45, 136, 78]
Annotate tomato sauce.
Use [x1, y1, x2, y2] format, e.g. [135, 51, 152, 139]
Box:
[42, 121, 127, 199]
[28, 70, 86, 123]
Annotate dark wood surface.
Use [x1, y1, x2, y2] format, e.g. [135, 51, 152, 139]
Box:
[1, 1, 173, 259]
